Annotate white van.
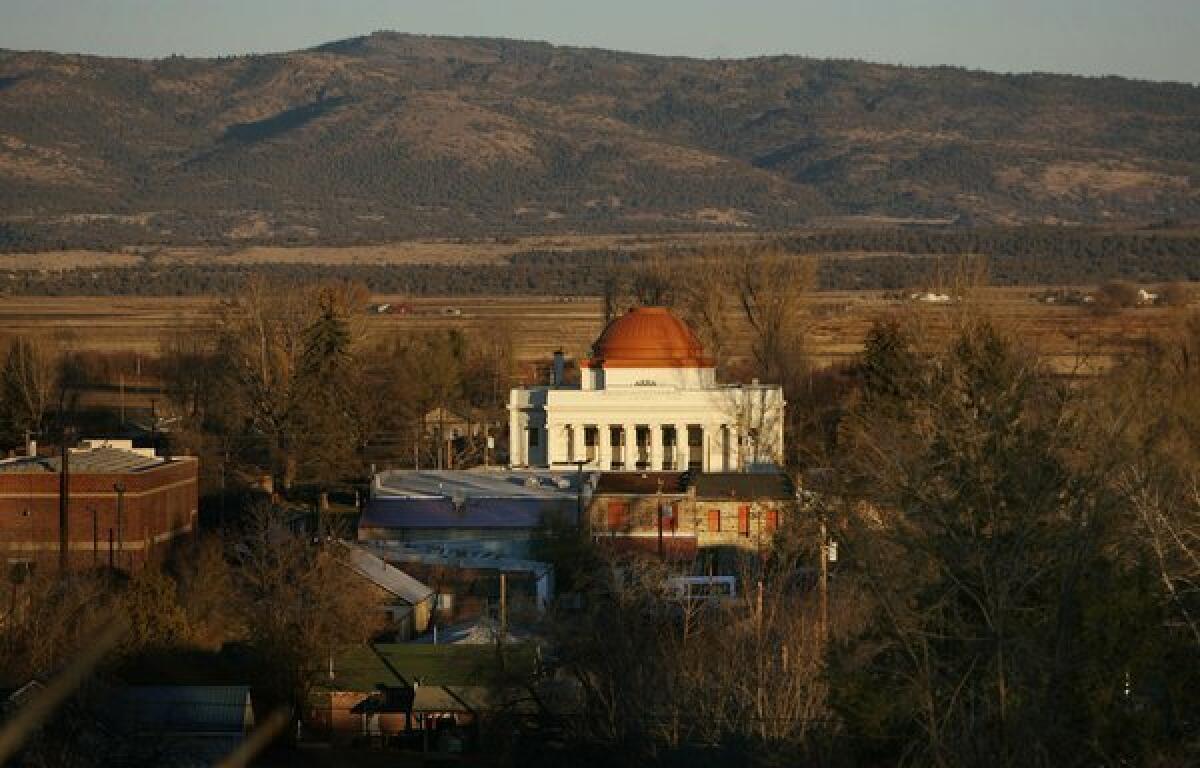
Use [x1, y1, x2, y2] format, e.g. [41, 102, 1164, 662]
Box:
[664, 575, 737, 602]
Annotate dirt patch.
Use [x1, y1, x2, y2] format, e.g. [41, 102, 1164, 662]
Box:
[1038, 163, 1189, 196]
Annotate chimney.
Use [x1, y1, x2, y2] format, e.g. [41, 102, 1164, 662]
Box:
[553, 350, 565, 387]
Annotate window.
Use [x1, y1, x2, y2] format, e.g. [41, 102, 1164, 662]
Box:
[636, 426, 650, 470]
[738, 505, 751, 537]
[660, 503, 676, 533]
[766, 509, 779, 533]
[687, 426, 703, 471]
[527, 427, 540, 447]
[584, 426, 598, 462]
[662, 426, 677, 470]
[708, 509, 721, 533]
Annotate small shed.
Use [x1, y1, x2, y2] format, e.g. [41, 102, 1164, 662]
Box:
[108, 685, 255, 765]
[339, 543, 435, 638]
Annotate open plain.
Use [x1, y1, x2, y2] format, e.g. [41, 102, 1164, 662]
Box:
[0, 287, 1179, 377]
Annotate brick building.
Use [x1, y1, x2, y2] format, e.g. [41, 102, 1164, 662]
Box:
[0, 440, 198, 573]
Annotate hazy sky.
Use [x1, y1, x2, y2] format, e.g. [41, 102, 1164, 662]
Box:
[1, 0, 1197, 83]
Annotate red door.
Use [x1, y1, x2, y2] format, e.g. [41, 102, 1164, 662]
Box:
[607, 501, 628, 532]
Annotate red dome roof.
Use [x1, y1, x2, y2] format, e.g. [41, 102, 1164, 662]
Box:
[587, 307, 714, 368]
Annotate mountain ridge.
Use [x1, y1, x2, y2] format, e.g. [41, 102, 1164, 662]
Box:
[1, 31, 1197, 250]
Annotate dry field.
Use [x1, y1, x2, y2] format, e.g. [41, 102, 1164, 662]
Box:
[0, 289, 1182, 380]
[0, 231, 772, 270]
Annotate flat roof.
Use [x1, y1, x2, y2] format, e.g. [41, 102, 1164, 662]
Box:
[373, 469, 581, 500]
[0, 446, 181, 475]
[593, 471, 688, 495]
[360, 496, 575, 530]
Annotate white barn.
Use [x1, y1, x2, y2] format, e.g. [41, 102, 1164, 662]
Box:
[508, 307, 785, 472]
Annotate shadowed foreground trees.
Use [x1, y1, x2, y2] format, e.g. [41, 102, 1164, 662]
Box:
[0, 517, 379, 765]
[828, 317, 1199, 767]
[534, 313, 1199, 767]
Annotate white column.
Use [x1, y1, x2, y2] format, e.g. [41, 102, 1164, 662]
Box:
[676, 424, 686, 471]
[624, 424, 636, 469]
[649, 423, 663, 471]
[701, 425, 711, 472]
[508, 406, 521, 467]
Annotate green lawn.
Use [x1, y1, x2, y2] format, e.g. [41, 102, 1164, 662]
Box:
[322, 644, 534, 693]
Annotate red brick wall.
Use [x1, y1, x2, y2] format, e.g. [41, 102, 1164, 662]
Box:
[0, 458, 198, 572]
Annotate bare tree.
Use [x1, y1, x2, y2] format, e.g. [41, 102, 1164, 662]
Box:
[214, 278, 368, 488]
[229, 503, 381, 709]
[1119, 469, 1200, 647]
[731, 246, 816, 387]
[0, 335, 60, 444]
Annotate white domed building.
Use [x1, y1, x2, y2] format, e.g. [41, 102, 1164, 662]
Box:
[508, 307, 785, 472]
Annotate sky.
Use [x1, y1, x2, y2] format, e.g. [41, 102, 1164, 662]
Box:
[0, 0, 1197, 83]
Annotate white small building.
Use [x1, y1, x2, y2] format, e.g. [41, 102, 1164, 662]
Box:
[508, 307, 785, 472]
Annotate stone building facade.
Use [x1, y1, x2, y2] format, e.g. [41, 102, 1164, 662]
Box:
[587, 471, 796, 573]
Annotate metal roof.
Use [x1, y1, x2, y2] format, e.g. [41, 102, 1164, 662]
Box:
[373, 469, 580, 500]
[339, 543, 434, 605]
[360, 496, 574, 530]
[0, 446, 170, 474]
[110, 685, 254, 733]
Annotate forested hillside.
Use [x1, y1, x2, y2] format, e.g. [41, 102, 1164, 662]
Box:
[4, 228, 1199, 296]
[1, 32, 1198, 250]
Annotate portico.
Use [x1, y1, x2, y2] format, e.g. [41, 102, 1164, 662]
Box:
[509, 307, 785, 472]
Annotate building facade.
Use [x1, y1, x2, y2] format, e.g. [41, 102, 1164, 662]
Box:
[508, 307, 785, 471]
[0, 440, 198, 572]
[587, 471, 796, 574]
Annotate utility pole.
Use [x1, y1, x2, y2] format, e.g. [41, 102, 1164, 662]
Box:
[656, 478, 665, 561]
[219, 452, 227, 529]
[818, 512, 829, 645]
[499, 572, 508, 645]
[58, 428, 72, 575]
[114, 481, 126, 572]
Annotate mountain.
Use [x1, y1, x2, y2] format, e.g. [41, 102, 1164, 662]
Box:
[0, 32, 1197, 249]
